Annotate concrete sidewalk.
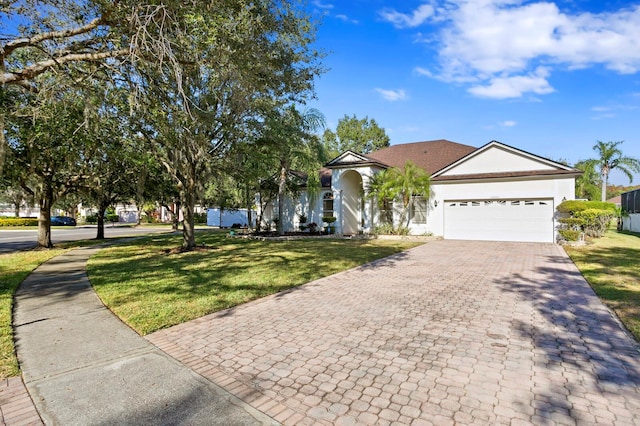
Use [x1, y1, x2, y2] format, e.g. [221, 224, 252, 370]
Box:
[10, 246, 276, 425]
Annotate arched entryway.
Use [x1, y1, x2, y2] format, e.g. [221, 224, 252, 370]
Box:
[340, 170, 363, 235]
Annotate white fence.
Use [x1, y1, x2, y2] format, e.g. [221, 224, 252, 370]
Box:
[207, 208, 255, 228]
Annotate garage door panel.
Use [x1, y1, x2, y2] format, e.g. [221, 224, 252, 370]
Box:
[444, 199, 554, 243]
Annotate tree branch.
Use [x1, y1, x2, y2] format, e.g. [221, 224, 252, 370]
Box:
[1, 48, 129, 85]
[2, 17, 104, 57]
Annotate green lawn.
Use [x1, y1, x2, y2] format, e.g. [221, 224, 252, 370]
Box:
[565, 230, 640, 341]
[0, 248, 67, 377]
[87, 231, 421, 335]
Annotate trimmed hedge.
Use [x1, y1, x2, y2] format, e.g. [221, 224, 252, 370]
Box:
[0, 217, 38, 227]
[556, 200, 617, 239]
[557, 200, 617, 214]
[558, 229, 582, 241]
[85, 214, 119, 223]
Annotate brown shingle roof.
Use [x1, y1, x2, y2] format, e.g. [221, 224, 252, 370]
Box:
[365, 139, 477, 174]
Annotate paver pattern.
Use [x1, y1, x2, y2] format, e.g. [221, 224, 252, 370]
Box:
[148, 240, 640, 425]
[0, 378, 42, 425]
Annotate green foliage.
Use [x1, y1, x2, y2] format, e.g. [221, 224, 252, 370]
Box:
[557, 200, 617, 239]
[574, 209, 616, 237]
[558, 217, 584, 228]
[322, 115, 390, 158]
[85, 215, 98, 224]
[106, 214, 119, 223]
[194, 213, 207, 224]
[367, 161, 431, 227]
[574, 160, 601, 201]
[588, 141, 640, 201]
[0, 218, 38, 227]
[322, 216, 337, 224]
[557, 200, 617, 214]
[558, 229, 582, 241]
[372, 224, 410, 236]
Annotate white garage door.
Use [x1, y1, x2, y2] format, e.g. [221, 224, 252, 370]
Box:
[444, 199, 554, 243]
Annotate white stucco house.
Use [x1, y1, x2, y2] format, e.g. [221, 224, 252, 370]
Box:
[259, 139, 582, 243]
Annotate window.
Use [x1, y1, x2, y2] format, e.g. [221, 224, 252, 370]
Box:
[323, 193, 334, 218]
[380, 199, 393, 224]
[411, 196, 427, 224]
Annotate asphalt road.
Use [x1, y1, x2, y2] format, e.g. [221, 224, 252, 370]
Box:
[0, 225, 172, 254]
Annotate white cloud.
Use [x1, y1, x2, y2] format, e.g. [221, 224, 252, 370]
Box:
[379, 4, 436, 29]
[375, 88, 408, 101]
[390, 1, 640, 99]
[312, 1, 333, 9]
[413, 67, 433, 77]
[468, 68, 554, 99]
[335, 14, 359, 24]
[500, 120, 517, 127]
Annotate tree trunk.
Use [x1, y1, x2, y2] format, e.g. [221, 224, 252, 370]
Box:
[37, 189, 54, 248]
[13, 197, 21, 218]
[172, 202, 181, 231]
[181, 192, 196, 250]
[0, 112, 6, 178]
[601, 170, 608, 202]
[278, 165, 286, 236]
[96, 203, 107, 239]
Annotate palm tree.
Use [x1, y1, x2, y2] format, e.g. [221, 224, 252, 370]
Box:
[586, 141, 640, 201]
[368, 161, 431, 227]
[260, 105, 326, 235]
[574, 160, 601, 201]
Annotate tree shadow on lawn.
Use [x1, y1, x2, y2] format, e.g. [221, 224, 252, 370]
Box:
[87, 235, 414, 331]
[494, 253, 640, 421]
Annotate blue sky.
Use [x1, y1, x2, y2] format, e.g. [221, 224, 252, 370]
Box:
[306, 0, 640, 186]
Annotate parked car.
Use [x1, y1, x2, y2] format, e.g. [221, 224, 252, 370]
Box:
[51, 216, 76, 226]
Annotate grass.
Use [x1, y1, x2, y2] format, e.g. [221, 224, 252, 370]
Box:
[87, 231, 421, 335]
[0, 248, 67, 378]
[565, 230, 640, 341]
[0, 235, 154, 379]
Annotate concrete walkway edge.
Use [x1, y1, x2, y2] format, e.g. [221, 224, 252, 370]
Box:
[10, 245, 277, 425]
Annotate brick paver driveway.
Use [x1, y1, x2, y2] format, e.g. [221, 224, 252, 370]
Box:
[148, 241, 640, 425]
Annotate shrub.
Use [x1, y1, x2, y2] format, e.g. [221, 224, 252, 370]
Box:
[558, 217, 584, 229]
[322, 216, 336, 224]
[574, 208, 616, 237]
[558, 229, 582, 241]
[0, 217, 38, 227]
[557, 200, 617, 239]
[194, 212, 207, 224]
[557, 200, 617, 214]
[85, 215, 98, 224]
[372, 223, 410, 236]
[106, 214, 119, 223]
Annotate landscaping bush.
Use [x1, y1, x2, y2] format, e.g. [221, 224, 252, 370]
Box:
[575, 208, 616, 237]
[106, 214, 119, 223]
[194, 213, 207, 224]
[556, 200, 617, 239]
[557, 200, 617, 214]
[558, 229, 582, 241]
[85, 215, 98, 224]
[372, 223, 410, 236]
[0, 217, 38, 227]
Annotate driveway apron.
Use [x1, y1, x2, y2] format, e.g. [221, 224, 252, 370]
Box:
[148, 240, 640, 425]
